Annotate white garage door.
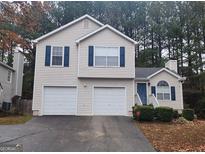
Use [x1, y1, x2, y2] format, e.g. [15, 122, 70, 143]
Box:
[93, 87, 126, 115]
[43, 87, 77, 115]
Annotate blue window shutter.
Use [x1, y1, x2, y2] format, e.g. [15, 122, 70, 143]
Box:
[151, 86, 156, 97]
[64, 46, 69, 67]
[171, 86, 176, 101]
[88, 46, 94, 66]
[120, 47, 125, 67]
[45, 46, 51, 66]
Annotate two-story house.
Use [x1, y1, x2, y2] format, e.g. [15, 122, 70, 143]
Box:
[0, 51, 24, 108]
[32, 15, 185, 116]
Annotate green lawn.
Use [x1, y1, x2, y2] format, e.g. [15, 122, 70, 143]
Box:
[0, 115, 32, 125]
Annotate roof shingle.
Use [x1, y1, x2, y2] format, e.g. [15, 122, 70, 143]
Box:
[135, 67, 162, 78]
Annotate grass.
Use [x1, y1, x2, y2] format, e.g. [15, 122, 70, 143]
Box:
[0, 115, 32, 125]
[137, 120, 205, 152]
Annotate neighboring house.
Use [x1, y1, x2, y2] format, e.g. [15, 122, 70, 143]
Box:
[0, 51, 24, 107]
[32, 14, 185, 116]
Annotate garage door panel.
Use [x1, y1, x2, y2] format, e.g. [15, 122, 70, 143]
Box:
[94, 87, 126, 115]
[43, 87, 76, 115]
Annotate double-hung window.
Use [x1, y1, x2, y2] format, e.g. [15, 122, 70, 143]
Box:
[51, 46, 63, 66]
[157, 80, 170, 100]
[94, 47, 119, 67]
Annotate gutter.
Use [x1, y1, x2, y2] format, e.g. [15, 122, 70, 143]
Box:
[134, 78, 149, 81]
[0, 61, 15, 72]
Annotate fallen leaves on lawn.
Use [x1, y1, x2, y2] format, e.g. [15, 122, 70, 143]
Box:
[137, 120, 205, 152]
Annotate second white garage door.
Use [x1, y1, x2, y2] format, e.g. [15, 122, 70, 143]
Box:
[93, 87, 126, 115]
[43, 87, 77, 115]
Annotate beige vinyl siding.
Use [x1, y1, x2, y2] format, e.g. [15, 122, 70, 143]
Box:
[77, 78, 134, 115]
[33, 17, 136, 116]
[148, 71, 183, 110]
[78, 28, 135, 78]
[32, 18, 101, 112]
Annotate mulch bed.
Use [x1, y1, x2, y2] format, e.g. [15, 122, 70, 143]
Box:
[137, 120, 205, 152]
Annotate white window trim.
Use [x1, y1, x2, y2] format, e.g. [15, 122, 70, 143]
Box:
[50, 46, 64, 67]
[156, 81, 171, 101]
[93, 46, 120, 68]
[7, 70, 12, 83]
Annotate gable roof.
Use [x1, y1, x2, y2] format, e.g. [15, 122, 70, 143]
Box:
[0, 61, 15, 71]
[135, 67, 184, 80]
[147, 68, 183, 79]
[135, 67, 162, 79]
[33, 14, 104, 43]
[75, 24, 137, 44]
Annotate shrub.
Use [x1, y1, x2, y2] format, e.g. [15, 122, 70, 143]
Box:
[183, 90, 203, 109]
[148, 104, 154, 107]
[199, 109, 205, 119]
[132, 106, 135, 118]
[0, 109, 11, 117]
[0, 109, 5, 117]
[194, 97, 205, 117]
[136, 105, 154, 121]
[173, 110, 179, 119]
[132, 104, 139, 118]
[22, 71, 34, 99]
[182, 109, 195, 121]
[155, 107, 174, 122]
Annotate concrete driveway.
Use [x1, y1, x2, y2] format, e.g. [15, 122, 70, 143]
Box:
[0, 116, 155, 152]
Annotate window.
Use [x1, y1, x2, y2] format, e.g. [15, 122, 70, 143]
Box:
[7, 70, 12, 83]
[94, 47, 119, 67]
[51, 46, 63, 66]
[157, 81, 170, 100]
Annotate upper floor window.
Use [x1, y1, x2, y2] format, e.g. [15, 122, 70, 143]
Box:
[94, 46, 119, 67]
[51, 46, 63, 66]
[157, 80, 170, 100]
[7, 70, 12, 83]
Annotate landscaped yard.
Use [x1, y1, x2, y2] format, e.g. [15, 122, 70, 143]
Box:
[137, 120, 205, 152]
[0, 115, 32, 125]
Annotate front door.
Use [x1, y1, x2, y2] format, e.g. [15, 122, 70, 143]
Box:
[137, 83, 147, 105]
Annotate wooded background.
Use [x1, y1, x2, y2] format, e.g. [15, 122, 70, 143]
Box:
[0, 1, 204, 110]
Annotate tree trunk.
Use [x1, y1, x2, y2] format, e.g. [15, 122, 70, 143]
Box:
[180, 36, 183, 76]
[187, 31, 192, 76]
[168, 38, 171, 59]
[158, 33, 162, 62]
[201, 29, 205, 73]
[7, 40, 13, 67]
[151, 28, 154, 65]
[176, 38, 179, 73]
[143, 31, 146, 51]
